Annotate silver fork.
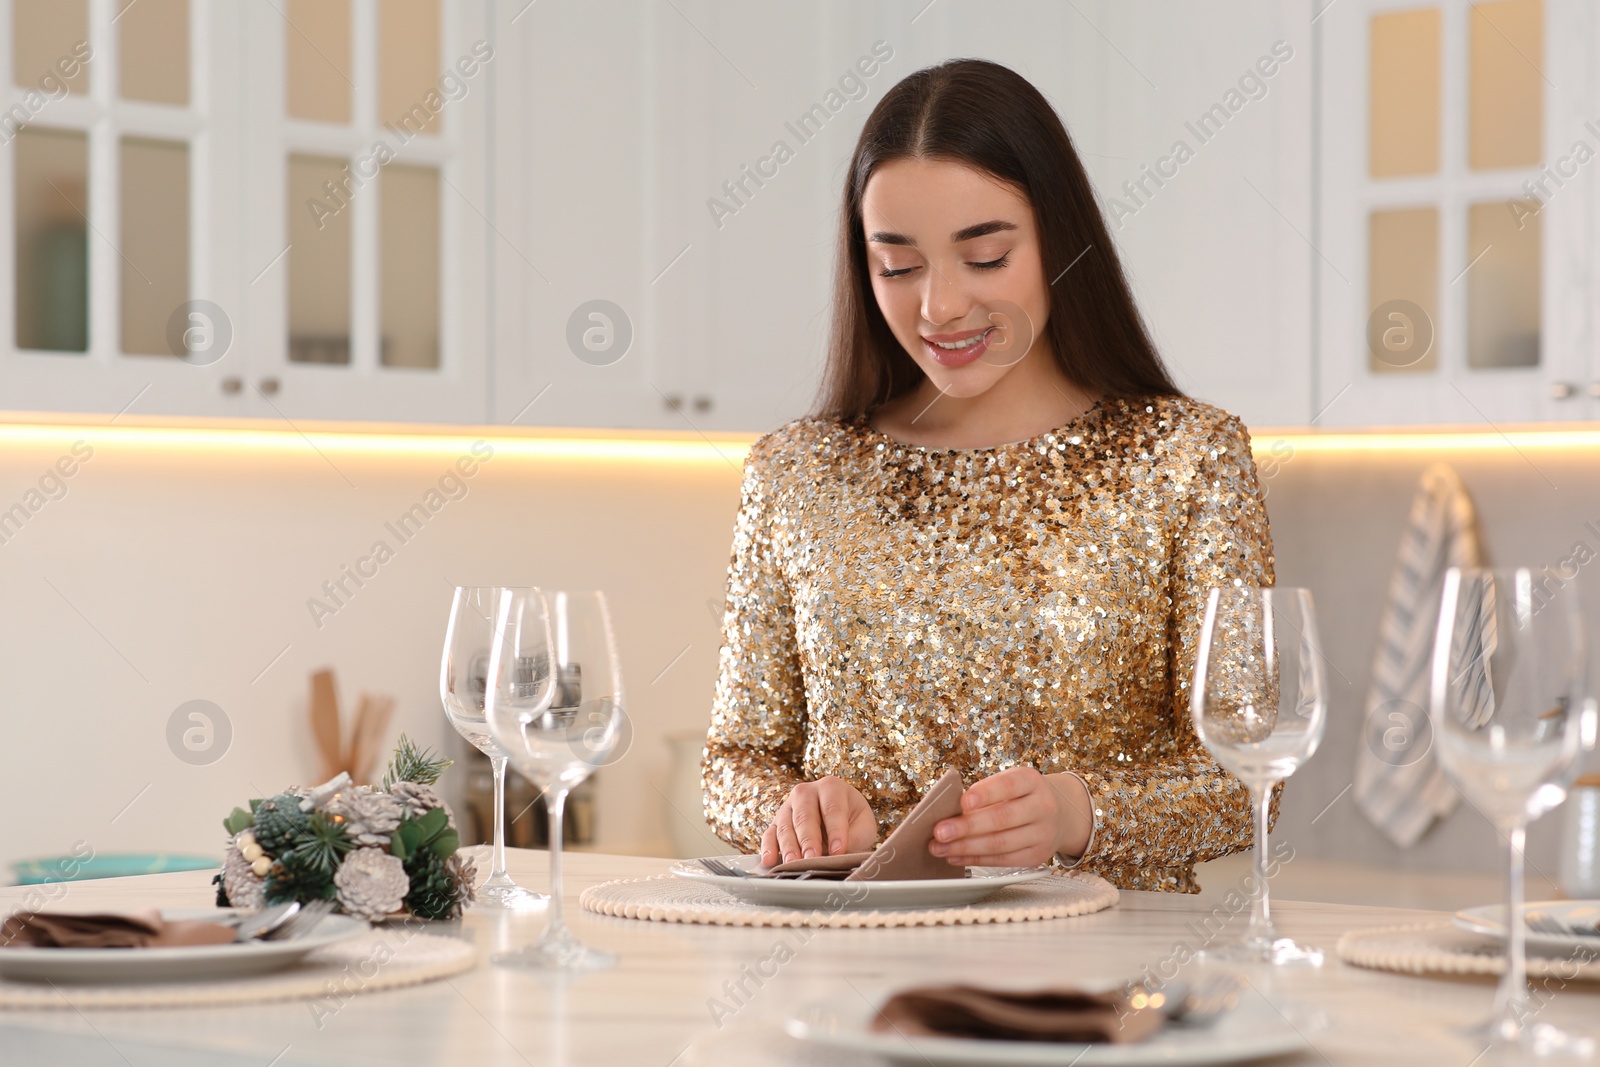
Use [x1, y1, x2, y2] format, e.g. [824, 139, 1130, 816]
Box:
[697, 857, 751, 878]
[1168, 974, 1245, 1026]
[264, 898, 337, 940]
[1127, 973, 1243, 1028]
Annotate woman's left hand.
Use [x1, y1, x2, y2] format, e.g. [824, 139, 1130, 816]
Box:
[929, 766, 1091, 867]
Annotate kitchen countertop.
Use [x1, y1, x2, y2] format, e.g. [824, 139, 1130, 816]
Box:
[0, 846, 1593, 1065]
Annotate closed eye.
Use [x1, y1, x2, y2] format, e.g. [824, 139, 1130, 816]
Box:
[877, 252, 1011, 279]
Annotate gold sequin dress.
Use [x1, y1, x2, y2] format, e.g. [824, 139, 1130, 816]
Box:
[701, 394, 1276, 892]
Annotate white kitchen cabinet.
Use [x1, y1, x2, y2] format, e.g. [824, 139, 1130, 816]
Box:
[1315, 0, 1596, 427]
[2, 0, 490, 425]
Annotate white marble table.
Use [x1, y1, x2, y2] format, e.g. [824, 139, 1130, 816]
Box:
[0, 847, 1594, 1065]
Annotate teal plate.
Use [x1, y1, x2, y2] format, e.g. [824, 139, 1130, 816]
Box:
[12, 853, 220, 885]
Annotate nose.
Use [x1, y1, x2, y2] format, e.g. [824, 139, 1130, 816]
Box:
[920, 260, 971, 330]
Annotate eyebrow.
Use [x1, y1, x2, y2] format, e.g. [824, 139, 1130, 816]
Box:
[867, 219, 1018, 246]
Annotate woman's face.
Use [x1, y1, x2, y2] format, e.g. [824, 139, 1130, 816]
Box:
[861, 157, 1052, 400]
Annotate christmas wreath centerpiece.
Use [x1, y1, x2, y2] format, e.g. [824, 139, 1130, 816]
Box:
[213, 736, 477, 921]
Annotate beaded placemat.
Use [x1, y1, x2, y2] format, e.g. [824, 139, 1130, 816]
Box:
[0, 929, 475, 1009]
[1337, 922, 1600, 981]
[579, 869, 1118, 928]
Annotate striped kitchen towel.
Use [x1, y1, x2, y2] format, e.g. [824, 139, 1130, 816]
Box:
[1353, 463, 1483, 848]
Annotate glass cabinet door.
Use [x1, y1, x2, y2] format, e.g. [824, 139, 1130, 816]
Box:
[1317, 0, 1595, 426]
[240, 0, 489, 424]
[4, 0, 490, 424]
[5, 0, 246, 416]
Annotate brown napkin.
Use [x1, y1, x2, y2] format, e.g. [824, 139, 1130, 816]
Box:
[847, 768, 965, 882]
[758, 769, 968, 882]
[0, 910, 236, 949]
[763, 851, 875, 879]
[872, 984, 1164, 1044]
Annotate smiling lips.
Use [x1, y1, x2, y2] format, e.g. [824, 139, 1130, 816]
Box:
[921, 325, 997, 367]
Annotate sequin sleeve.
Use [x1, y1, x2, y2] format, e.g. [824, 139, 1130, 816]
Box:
[701, 437, 808, 853]
[1065, 411, 1278, 875]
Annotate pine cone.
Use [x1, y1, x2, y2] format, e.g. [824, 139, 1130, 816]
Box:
[221, 833, 266, 910]
[334, 847, 409, 921]
[389, 782, 456, 829]
[252, 794, 311, 855]
[446, 852, 478, 911]
[324, 789, 403, 848]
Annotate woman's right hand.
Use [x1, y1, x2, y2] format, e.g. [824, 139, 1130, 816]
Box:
[761, 776, 877, 864]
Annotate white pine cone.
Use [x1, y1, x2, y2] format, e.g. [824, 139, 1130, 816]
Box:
[333, 848, 409, 921]
[388, 782, 457, 829]
[222, 832, 266, 910]
[325, 790, 404, 847]
[446, 852, 478, 913]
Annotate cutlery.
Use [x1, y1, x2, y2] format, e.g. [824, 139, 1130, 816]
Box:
[229, 901, 301, 942]
[697, 857, 751, 878]
[1126, 973, 1244, 1028]
[230, 899, 338, 943]
[269, 899, 337, 940]
[1526, 911, 1600, 939]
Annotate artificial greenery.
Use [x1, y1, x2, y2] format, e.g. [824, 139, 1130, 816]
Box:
[289, 812, 354, 875]
[402, 850, 458, 920]
[387, 807, 458, 862]
[263, 850, 336, 905]
[380, 733, 453, 791]
[223, 806, 255, 836]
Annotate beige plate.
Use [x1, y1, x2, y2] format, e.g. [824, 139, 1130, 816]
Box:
[0, 909, 367, 984]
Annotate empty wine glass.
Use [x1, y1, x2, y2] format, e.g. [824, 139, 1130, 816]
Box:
[1431, 566, 1597, 1056]
[1191, 585, 1328, 965]
[440, 586, 550, 910]
[486, 588, 629, 971]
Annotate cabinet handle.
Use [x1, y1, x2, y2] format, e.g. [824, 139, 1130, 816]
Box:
[221, 377, 243, 395]
[692, 395, 713, 413]
[257, 378, 281, 397]
[662, 394, 683, 411]
[1589, 382, 1600, 399]
[1549, 381, 1578, 400]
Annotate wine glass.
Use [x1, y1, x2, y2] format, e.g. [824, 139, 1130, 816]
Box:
[441, 586, 550, 909]
[1431, 566, 1597, 1056]
[486, 588, 629, 971]
[1191, 585, 1328, 965]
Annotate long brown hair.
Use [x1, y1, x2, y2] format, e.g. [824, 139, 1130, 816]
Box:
[815, 58, 1182, 420]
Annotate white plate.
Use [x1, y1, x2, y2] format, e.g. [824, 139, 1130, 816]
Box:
[785, 986, 1313, 1066]
[1453, 900, 1600, 954]
[0, 909, 367, 984]
[671, 855, 1049, 909]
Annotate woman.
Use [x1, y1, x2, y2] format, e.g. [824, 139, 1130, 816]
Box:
[701, 58, 1274, 893]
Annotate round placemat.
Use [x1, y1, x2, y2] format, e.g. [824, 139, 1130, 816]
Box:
[0, 928, 475, 1009]
[1337, 923, 1600, 982]
[579, 869, 1118, 928]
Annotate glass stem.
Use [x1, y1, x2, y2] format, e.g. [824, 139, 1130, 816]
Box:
[1244, 781, 1276, 947]
[487, 756, 510, 884]
[1493, 819, 1530, 1037]
[545, 786, 569, 935]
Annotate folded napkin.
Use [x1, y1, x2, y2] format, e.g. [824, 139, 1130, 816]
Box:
[760, 769, 968, 881]
[872, 984, 1163, 1044]
[0, 910, 236, 949]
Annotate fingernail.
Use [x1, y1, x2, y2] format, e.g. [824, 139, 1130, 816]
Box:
[803, 848, 818, 859]
[935, 825, 951, 841]
[830, 839, 843, 855]
[930, 844, 946, 856]
[784, 852, 796, 863]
